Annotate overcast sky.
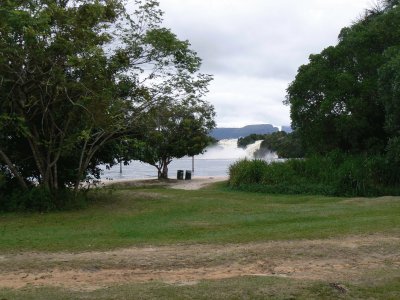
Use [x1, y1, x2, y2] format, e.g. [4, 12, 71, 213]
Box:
[157, 0, 373, 128]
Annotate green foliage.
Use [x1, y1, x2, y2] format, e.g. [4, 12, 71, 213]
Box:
[0, 0, 133, 193]
[0, 0, 213, 208]
[286, 3, 400, 154]
[257, 131, 305, 158]
[131, 74, 215, 179]
[208, 136, 219, 145]
[379, 46, 400, 136]
[0, 187, 88, 212]
[228, 159, 268, 186]
[238, 132, 304, 158]
[281, 3, 400, 195]
[229, 153, 400, 197]
[237, 134, 266, 148]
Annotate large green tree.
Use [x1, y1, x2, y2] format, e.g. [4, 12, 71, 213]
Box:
[133, 72, 215, 179]
[286, 1, 400, 154]
[0, 0, 210, 201]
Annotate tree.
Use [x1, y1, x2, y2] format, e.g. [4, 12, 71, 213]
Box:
[0, 0, 211, 204]
[1, 0, 129, 195]
[133, 73, 215, 179]
[379, 46, 400, 136]
[255, 131, 305, 159]
[237, 134, 266, 149]
[285, 2, 400, 155]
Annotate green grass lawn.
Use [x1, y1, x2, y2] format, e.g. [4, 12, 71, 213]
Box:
[1, 182, 399, 252]
[1, 182, 400, 299]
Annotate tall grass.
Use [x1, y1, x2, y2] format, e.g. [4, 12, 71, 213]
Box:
[229, 153, 400, 196]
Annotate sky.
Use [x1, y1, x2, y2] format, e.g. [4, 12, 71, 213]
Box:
[157, 0, 374, 128]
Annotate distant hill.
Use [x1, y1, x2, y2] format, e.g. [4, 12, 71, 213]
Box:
[210, 124, 279, 139]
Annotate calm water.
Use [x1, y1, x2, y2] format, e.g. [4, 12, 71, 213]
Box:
[101, 139, 278, 180]
[102, 158, 235, 180]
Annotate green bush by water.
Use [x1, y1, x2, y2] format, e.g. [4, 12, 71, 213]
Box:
[229, 153, 400, 196]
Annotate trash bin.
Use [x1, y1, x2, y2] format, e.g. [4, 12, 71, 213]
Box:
[185, 170, 192, 180]
[177, 170, 184, 180]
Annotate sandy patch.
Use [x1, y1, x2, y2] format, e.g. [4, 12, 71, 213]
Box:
[169, 176, 228, 190]
[1, 235, 399, 291]
[101, 176, 228, 190]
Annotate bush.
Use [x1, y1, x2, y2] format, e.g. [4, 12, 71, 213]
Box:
[0, 187, 88, 212]
[229, 159, 266, 186]
[229, 153, 400, 197]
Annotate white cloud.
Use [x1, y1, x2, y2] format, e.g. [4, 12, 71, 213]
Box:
[207, 76, 290, 127]
[157, 0, 372, 127]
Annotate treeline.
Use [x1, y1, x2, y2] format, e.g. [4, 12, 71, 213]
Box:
[230, 0, 400, 196]
[238, 132, 304, 158]
[0, 0, 215, 211]
[286, 0, 400, 155]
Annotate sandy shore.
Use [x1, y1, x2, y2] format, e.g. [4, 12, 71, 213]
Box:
[100, 176, 228, 190]
[169, 176, 228, 190]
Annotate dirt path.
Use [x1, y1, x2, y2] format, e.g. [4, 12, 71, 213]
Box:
[1, 235, 399, 291]
[101, 176, 228, 190]
[169, 176, 228, 190]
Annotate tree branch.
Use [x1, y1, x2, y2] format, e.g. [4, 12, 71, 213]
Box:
[0, 148, 28, 190]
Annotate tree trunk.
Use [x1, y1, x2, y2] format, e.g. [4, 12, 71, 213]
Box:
[73, 131, 116, 193]
[158, 158, 169, 179]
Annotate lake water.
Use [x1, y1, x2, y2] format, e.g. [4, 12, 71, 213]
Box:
[101, 139, 278, 180]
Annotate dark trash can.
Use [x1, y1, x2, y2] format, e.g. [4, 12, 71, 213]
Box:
[177, 170, 184, 180]
[185, 170, 192, 180]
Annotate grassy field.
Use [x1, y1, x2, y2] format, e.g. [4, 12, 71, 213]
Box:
[1, 183, 399, 252]
[1, 181, 399, 299]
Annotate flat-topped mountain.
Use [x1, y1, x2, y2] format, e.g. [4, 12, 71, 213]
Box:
[210, 124, 279, 140]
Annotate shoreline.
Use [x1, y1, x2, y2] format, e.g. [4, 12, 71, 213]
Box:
[100, 176, 229, 190]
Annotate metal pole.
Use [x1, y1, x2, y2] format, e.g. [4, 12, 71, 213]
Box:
[192, 156, 194, 173]
[120, 161, 123, 174]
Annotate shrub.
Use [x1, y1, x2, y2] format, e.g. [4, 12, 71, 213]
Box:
[229, 159, 266, 186]
[229, 153, 400, 197]
[0, 187, 88, 212]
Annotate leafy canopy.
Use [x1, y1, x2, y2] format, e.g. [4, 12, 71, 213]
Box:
[286, 1, 400, 155]
[0, 0, 214, 207]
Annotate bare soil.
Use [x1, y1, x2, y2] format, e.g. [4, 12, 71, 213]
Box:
[1, 235, 399, 291]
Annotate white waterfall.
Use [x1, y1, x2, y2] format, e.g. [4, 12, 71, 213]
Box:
[199, 139, 276, 160]
[245, 140, 263, 158]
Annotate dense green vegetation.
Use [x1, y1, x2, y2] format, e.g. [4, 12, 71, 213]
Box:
[256, 131, 304, 158]
[232, 1, 400, 195]
[133, 98, 215, 179]
[0, 0, 215, 210]
[238, 131, 304, 159]
[229, 155, 400, 196]
[286, 0, 400, 155]
[237, 134, 266, 148]
[1, 183, 399, 252]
